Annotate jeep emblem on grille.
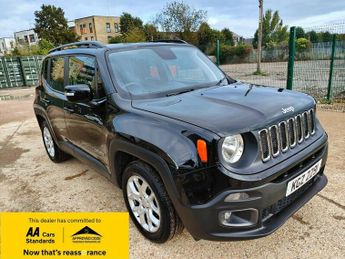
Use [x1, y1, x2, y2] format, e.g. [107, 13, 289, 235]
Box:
[282, 106, 295, 114]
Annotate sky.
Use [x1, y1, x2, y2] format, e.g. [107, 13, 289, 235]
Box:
[1, 0, 345, 38]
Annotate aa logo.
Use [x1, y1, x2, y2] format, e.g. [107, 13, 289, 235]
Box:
[26, 227, 40, 237]
[71, 226, 102, 243]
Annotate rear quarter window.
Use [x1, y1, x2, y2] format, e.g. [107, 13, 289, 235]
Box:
[42, 59, 49, 81]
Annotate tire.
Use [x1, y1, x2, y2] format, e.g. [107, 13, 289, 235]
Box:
[122, 161, 183, 243]
[41, 121, 69, 163]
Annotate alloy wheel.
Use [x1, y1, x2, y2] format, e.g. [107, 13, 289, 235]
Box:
[126, 175, 161, 233]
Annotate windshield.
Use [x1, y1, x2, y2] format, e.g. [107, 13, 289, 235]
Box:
[108, 45, 226, 98]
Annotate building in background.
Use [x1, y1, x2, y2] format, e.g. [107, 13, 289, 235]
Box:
[0, 37, 16, 55]
[73, 15, 120, 43]
[232, 32, 245, 45]
[68, 21, 76, 33]
[244, 38, 254, 46]
[14, 29, 39, 46]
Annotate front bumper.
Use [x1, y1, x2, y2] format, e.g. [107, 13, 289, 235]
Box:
[173, 134, 328, 241]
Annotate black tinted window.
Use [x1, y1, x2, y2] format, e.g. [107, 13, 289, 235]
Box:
[68, 55, 104, 99]
[49, 57, 65, 92]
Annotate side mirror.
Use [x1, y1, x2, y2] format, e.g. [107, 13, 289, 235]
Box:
[65, 84, 92, 102]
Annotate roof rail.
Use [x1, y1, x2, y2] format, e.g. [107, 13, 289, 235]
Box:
[48, 41, 106, 54]
[151, 39, 188, 44]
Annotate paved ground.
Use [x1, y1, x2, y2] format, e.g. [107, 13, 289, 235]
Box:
[0, 88, 345, 258]
[221, 60, 345, 103]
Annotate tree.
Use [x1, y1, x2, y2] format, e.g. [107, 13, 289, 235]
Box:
[120, 12, 143, 34]
[143, 24, 161, 41]
[36, 39, 55, 54]
[155, 1, 207, 36]
[306, 30, 319, 43]
[197, 22, 217, 51]
[34, 4, 79, 46]
[320, 31, 332, 42]
[124, 28, 146, 42]
[221, 28, 234, 46]
[295, 26, 306, 39]
[252, 9, 289, 49]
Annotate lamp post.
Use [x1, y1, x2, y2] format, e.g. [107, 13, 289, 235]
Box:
[256, 0, 263, 74]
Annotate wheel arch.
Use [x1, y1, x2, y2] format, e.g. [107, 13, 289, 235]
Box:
[109, 139, 181, 202]
[33, 106, 59, 144]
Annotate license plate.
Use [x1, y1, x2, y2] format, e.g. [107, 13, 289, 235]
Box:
[286, 159, 322, 197]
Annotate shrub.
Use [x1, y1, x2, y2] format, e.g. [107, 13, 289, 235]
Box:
[296, 38, 311, 52]
[109, 35, 125, 43]
[219, 44, 252, 64]
[9, 39, 54, 56]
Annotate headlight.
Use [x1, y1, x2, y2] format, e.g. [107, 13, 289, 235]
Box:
[221, 135, 244, 164]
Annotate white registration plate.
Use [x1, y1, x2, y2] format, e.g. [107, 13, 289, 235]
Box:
[286, 159, 322, 197]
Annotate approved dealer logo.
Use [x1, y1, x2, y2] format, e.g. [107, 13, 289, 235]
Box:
[71, 226, 102, 243]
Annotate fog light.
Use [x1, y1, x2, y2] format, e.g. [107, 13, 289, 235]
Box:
[224, 192, 250, 202]
[219, 209, 258, 227]
[224, 211, 231, 220]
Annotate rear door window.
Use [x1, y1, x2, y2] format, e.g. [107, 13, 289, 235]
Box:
[49, 57, 65, 92]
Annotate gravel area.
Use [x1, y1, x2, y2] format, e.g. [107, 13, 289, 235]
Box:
[221, 60, 345, 102]
[0, 88, 345, 258]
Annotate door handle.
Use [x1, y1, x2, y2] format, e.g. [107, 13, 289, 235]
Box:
[64, 107, 75, 113]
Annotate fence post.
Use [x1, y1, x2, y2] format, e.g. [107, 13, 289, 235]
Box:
[216, 39, 220, 66]
[286, 26, 296, 90]
[327, 34, 336, 101]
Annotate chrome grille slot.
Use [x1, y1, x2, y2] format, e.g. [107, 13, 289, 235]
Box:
[259, 129, 270, 162]
[287, 118, 296, 148]
[303, 112, 310, 139]
[269, 125, 280, 157]
[295, 115, 303, 143]
[309, 109, 315, 135]
[279, 121, 288, 152]
[258, 108, 316, 162]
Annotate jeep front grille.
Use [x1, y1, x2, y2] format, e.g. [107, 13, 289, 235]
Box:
[258, 108, 316, 162]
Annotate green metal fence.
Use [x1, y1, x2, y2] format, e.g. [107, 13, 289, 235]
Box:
[0, 55, 43, 88]
[290, 24, 345, 103]
[220, 22, 345, 105]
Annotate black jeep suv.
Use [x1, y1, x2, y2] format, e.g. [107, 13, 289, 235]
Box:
[34, 41, 328, 243]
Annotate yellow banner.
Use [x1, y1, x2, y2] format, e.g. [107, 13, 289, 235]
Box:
[0, 212, 129, 259]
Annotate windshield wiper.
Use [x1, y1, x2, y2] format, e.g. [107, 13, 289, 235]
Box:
[166, 88, 195, 97]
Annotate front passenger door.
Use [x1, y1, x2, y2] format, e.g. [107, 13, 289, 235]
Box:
[64, 55, 108, 166]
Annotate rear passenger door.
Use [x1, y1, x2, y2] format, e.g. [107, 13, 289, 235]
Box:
[41, 56, 69, 142]
[64, 55, 108, 166]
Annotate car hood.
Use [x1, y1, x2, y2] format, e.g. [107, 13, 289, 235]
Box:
[132, 82, 315, 136]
